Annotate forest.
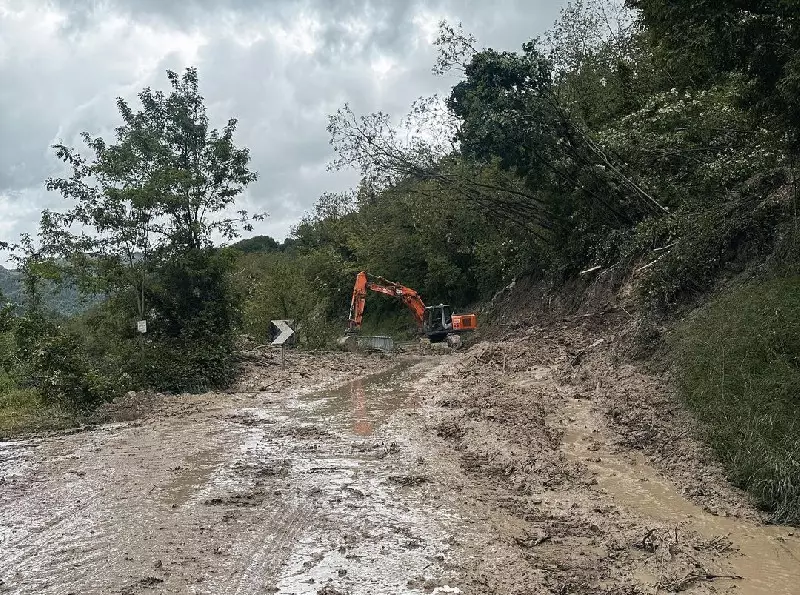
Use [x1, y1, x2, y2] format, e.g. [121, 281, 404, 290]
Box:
[1, 0, 799, 523]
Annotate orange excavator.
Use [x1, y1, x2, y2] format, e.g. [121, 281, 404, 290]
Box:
[347, 271, 477, 343]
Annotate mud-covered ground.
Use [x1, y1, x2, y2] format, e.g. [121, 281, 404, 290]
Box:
[1, 327, 799, 595]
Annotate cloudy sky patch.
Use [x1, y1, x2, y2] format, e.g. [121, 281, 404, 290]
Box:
[0, 0, 565, 245]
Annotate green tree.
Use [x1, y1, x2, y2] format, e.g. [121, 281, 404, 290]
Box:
[41, 67, 259, 391]
[43, 67, 257, 311]
[231, 235, 282, 254]
[630, 0, 800, 145]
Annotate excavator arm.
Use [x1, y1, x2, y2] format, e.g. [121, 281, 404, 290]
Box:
[348, 271, 426, 331]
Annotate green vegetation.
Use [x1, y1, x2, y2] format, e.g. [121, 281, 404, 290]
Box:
[0, 66, 259, 419]
[673, 276, 800, 524]
[0, 381, 76, 437]
[0, 328, 77, 436]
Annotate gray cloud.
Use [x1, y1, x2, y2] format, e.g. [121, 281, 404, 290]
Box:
[1, 0, 565, 249]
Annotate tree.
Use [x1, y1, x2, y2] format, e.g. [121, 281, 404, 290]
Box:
[630, 0, 800, 145]
[42, 67, 259, 391]
[447, 40, 667, 275]
[327, 98, 551, 236]
[43, 67, 257, 309]
[232, 235, 282, 254]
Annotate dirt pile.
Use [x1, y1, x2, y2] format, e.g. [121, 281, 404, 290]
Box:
[418, 312, 800, 594]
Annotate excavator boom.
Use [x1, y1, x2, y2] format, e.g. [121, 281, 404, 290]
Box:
[348, 271, 426, 330]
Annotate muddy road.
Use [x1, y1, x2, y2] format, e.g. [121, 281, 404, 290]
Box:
[2, 323, 800, 595]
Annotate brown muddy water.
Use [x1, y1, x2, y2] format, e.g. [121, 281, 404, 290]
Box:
[562, 399, 800, 595]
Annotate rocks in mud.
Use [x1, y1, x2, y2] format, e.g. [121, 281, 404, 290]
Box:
[203, 489, 268, 507]
[120, 576, 164, 595]
[435, 419, 466, 440]
[514, 531, 552, 548]
[226, 413, 277, 426]
[139, 577, 164, 587]
[349, 440, 401, 459]
[388, 474, 429, 487]
[275, 425, 332, 439]
[233, 459, 289, 478]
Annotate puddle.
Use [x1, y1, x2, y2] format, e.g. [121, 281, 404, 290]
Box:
[305, 360, 421, 437]
[563, 401, 800, 595]
[205, 358, 460, 595]
[161, 447, 221, 506]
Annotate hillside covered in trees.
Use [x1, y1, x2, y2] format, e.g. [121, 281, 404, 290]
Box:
[1, 1, 799, 524]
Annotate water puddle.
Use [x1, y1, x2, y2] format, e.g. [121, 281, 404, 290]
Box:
[305, 360, 422, 437]
[562, 400, 800, 595]
[258, 359, 462, 594]
[161, 447, 221, 506]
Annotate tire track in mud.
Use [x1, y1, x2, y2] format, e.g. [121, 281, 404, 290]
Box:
[250, 357, 462, 595]
[561, 394, 800, 595]
[1, 352, 452, 594]
[221, 501, 316, 595]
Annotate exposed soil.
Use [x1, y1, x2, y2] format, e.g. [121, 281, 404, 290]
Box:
[1, 328, 799, 594]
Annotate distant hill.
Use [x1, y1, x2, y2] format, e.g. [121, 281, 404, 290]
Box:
[0, 266, 96, 317]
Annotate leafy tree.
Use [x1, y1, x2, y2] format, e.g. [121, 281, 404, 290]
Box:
[630, 0, 800, 145]
[542, 0, 651, 126]
[232, 235, 282, 254]
[449, 41, 665, 222]
[234, 250, 344, 348]
[41, 67, 259, 392]
[43, 67, 257, 313]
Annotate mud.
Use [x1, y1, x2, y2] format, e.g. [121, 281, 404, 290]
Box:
[1, 331, 799, 594]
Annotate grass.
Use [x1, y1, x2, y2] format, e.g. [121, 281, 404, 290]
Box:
[0, 375, 77, 439]
[672, 274, 800, 525]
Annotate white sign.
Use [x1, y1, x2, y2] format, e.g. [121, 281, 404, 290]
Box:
[270, 320, 295, 345]
[136, 320, 147, 334]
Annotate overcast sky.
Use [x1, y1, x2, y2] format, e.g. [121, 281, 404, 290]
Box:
[0, 0, 566, 247]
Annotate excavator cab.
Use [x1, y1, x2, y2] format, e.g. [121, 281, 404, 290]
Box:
[423, 304, 453, 341]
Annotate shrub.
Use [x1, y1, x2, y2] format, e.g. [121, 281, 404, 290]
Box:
[143, 248, 241, 391]
[637, 194, 787, 311]
[13, 314, 119, 409]
[672, 275, 800, 524]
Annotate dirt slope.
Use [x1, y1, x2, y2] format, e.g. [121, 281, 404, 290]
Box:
[422, 316, 800, 594]
[1, 329, 799, 595]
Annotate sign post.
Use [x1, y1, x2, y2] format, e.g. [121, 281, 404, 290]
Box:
[269, 320, 295, 369]
[136, 319, 147, 372]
